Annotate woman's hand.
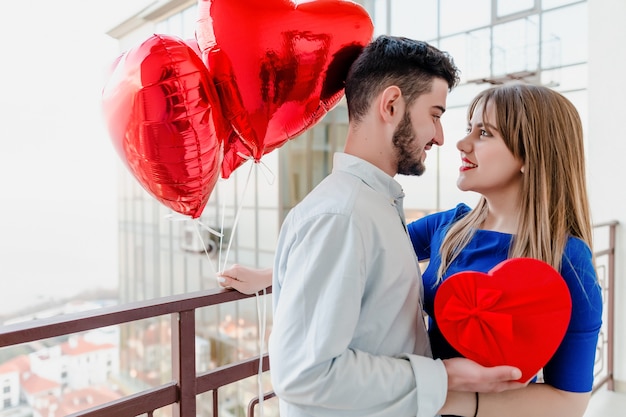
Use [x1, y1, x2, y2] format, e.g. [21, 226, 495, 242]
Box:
[217, 264, 273, 294]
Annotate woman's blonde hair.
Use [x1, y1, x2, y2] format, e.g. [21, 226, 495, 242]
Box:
[437, 83, 593, 279]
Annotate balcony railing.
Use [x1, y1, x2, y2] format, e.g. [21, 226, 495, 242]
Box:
[0, 288, 274, 417]
[0, 221, 617, 416]
[592, 220, 618, 393]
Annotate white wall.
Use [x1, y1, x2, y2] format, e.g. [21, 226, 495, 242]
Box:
[588, 0, 626, 391]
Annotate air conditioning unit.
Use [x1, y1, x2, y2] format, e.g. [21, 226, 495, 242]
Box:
[180, 224, 232, 255]
[180, 224, 215, 254]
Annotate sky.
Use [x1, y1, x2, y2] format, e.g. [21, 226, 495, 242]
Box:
[0, 1, 146, 316]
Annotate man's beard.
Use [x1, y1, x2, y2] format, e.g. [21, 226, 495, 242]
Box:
[393, 112, 426, 176]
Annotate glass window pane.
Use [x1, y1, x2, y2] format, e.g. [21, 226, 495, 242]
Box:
[390, 0, 438, 41]
[440, 0, 491, 36]
[181, 4, 198, 40]
[373, 0, 388, 36]
[446, 83, 488, 110]
[492, 16, 539, 76]
[543, 0, 579, 10]
[497, 0, 535, 17]
[167, 13, 183, 37]
[542, 3, 587, 68]
[440, 29, 491, 84]
[541, 63, 587, 92]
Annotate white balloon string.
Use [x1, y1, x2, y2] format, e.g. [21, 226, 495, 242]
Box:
[219, 160, 254, 272]
[220, 154, 269, 415]
[219, 192, 227, 273]
[233, 151, 275, 186]
[255, 288, 267, 417]
[257, 158, 276, 186]
[196, 220, 223, 238]
[164, 213, 220, 275]
[192, 219, 219, 274]
[164, 212, 193, 222]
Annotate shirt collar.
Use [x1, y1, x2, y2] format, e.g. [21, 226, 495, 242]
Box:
[332, 152, 405, 202]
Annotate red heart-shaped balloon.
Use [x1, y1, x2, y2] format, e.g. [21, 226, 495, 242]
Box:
[196, 0, 373, 178]
[102, 34, 226, 218]
[434, 258, 572, 383]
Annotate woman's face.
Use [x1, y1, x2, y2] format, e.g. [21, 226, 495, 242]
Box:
[456, 100, 524, 197]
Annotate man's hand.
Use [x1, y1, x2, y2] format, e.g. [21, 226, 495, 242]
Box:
[217, 264, 272, 294]
[443, 357, 527, 392]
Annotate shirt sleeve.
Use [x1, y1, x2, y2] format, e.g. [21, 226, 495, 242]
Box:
[542, 238, 603, 392]
[269, 211, 447, 416]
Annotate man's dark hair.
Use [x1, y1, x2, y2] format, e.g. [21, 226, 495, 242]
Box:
[344, 35, 460, 123]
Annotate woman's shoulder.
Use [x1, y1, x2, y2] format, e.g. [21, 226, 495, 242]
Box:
[425, 202, 472, 223]
[407, 203, 472, 241]
[412, 202, 471, 228]
[563, 235, 593, 258]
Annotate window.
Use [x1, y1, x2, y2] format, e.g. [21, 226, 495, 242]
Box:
[496, 0, 535, 17]
[390, 0, 438, 41]
[542, 3, 587, 68]
[440, 0, 491, 36]
[492, 16, 540, 75]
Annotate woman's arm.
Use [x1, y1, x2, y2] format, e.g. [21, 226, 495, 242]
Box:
[441, 384, 590, 417]
[217, 264, 272, 294]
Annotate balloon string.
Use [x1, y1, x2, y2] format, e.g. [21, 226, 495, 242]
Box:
[196, 220, 223, 239]
[192, 219, 219, 274]
[164, 213, 220, 275]
[164, 212, 193, 222]
[220, 155, 270, 415]
[219, 160, 254, 272]
[255, 288, 267, 417]
[219, 194, 227, 273]
[235, 151, 275, 186]
[257, 159, 275, 186]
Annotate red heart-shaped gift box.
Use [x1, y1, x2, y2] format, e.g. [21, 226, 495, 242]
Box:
[434, 258, 572, 383]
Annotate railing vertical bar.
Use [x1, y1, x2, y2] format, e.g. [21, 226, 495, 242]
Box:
[607, 223, 616, 391]
[213, 388, 219, 417]
[172, 310, 197, 417]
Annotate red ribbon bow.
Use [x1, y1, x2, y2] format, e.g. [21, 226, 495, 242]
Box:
[442, 286, 513, 363]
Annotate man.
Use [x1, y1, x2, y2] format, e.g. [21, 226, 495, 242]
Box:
[268, 35, 523, 417]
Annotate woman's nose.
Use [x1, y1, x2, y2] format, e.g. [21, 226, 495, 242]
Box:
[456, 134, 470, 151]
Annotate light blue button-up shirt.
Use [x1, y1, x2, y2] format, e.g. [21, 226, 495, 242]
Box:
[270, 153, 447, 417]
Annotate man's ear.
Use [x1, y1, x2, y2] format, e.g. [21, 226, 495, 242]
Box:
[378, 85, 404, 123]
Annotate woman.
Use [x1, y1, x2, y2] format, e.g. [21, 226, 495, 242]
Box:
[218, 83, 602, 417]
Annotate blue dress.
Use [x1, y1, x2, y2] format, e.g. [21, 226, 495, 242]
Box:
[407, 203, 603, 392]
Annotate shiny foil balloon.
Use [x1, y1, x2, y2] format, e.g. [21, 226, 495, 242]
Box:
[102, 34, 226, 218]
[196, 0, 374, 178]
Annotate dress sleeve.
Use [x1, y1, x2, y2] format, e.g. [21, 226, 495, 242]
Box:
[407, 215, 434, 261]
[407, 203, 470, 261]
[542, 238, 603, 392]
[269, 212, 447, 416]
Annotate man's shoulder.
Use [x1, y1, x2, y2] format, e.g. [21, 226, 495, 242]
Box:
[293, 171, 363, 216]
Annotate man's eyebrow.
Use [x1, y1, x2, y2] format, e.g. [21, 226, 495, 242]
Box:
[434, 105, 446, 114]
